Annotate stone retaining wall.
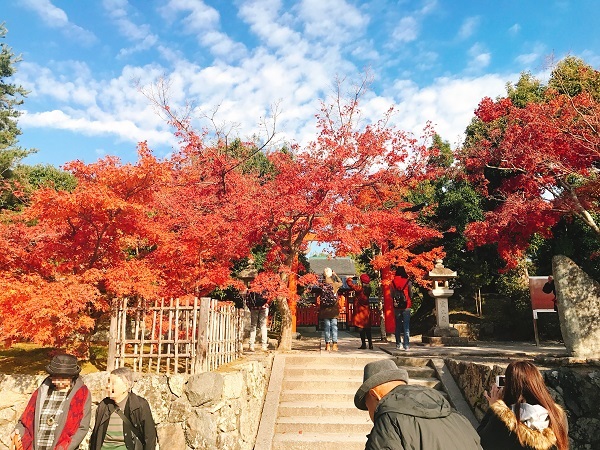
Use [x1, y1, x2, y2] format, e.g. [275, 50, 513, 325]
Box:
[445, 358, 600, 450]
[0, 356, 272, 450]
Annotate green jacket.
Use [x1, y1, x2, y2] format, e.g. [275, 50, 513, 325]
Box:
[366, 385, 482, 450]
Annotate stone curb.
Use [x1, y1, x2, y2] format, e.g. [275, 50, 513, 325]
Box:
[430, 357, 479, 428]
[254, 353, 286, 450]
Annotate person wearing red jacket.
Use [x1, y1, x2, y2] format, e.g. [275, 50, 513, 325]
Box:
[347, 274, 373, 350]
[11, 354, 91, 450]
[391, 267, 413, 351]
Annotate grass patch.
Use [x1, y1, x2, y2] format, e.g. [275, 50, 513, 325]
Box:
[0, 343, 108, 375]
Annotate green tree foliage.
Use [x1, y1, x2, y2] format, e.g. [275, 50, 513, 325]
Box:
[529, 215, 600, 281]
[0, 23, 36, 210]
[548, 55, 600, 101]
[506, 72, 546, 107]
[428, 133, 453, 168]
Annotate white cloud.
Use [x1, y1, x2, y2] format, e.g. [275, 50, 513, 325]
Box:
[20, 110, 175, 147]
[102, 0, 159, 56]
[392, 16, 419, 43]
[515, 43, 547, 68]
[159, 0, 246, 60]
[383, 74, 513, 146]
[508, 23, 521, 36]
[12, 2, 534, 163]
[418, 0, 439, 15]
[20, 0, 97, 45]
[467, 43, 491, 72]
[458, 16, 480, 40]
[296, 0, 369, 45]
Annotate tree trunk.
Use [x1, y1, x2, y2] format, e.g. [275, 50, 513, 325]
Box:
[277, 252, 299, 351]
[278, 296, 293, 351]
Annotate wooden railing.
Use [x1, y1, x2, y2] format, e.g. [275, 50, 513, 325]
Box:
[107, 297, 243, 374]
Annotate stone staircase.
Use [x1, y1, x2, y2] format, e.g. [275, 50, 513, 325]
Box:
[256, 353, 444, 450]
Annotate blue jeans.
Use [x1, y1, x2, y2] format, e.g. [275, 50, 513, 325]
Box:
[323, 318, 338, 343]
[394, 308, 411, 349]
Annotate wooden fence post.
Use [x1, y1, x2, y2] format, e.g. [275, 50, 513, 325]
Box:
[107, 299, 119, 371]
[194, 297, 211, 374]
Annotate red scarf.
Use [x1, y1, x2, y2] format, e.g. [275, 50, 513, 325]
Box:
[20, 383, 89, 450]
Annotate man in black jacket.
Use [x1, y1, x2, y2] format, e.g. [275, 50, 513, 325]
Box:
[90, 367, 157, 450]
[355, 359, 482, 450]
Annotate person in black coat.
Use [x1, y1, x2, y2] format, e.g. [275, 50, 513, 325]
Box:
[90, 367, 157, 450]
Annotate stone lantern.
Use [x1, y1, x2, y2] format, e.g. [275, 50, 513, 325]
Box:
[421, 259, 470, 346]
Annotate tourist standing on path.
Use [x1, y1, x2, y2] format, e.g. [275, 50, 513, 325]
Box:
[246, 290, 271, 351]
[11, 354, 92, 450]
[392, 266, 412, 351]
[319, 267, 342, 351]
[90, 367, 157, 450]
[347, 273, 373, 349]
[477, 360, 569, 450]
[355, 359, 482, 450]
[542, 276, 558, 312]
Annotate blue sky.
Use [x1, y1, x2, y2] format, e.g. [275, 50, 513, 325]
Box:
[3, 0, 599, 168]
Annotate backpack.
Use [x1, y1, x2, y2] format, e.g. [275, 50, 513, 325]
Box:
[392, 279, 409, 309]
[319, 283, 338, 307]
[246, 291, 268, 309]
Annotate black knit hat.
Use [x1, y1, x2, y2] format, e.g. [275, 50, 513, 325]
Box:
[46, 354, 81, 377]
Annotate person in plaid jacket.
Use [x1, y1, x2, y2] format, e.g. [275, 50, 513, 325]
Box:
[11, 354, 91, 450]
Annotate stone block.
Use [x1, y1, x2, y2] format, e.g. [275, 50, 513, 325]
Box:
[132, 374, 173, 423]
[427, 326, 460, 337]
[158, 423, 187, 450]
[553, 255, 600, 359]
[185, 372, 224, 407]
[0, 392, 26, 410]
[217, 431, 243, 450]
[167, 374, 188, 398]
[217, 400, 241, 432]
[82, 372, 109, 404]
[421, 336, 473, 346]
[221, 371, 244, 399]
[0, 374, 45, 394]
[185, 409, 217, 449]
[167, 396, 190, 423]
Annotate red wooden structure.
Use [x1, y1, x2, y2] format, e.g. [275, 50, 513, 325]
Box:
[296, 296, 381, 329]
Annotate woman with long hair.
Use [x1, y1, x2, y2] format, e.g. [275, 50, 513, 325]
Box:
[478, 360, 569, 450]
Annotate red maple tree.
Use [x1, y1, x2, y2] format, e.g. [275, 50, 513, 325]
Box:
[0, 144, 168, 352]
[462, 67, 600, 267]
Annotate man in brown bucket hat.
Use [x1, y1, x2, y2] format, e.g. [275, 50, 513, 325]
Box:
[355, 359, 482, 449]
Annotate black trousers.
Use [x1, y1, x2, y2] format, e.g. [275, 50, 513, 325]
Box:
[359, 327, 372, 345]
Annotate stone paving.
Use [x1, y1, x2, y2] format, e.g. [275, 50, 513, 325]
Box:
[292, 327, 568, 364]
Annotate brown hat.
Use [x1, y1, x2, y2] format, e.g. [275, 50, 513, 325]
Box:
[354, 359, 409, 410]
[46, 354, 81, 377]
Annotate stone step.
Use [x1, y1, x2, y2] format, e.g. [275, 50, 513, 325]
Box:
[275, 415, 372, 434]
[284, 365, 436, 379]
[279, 390, 355, 403]
[282, 376, 441, 391]
[283, 354, 386, 367]
[271, 432, 367, 450]
[278, 401, 363, 417]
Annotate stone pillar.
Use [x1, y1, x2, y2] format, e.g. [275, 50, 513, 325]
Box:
[422, 260, 472, 346]
[552, 255, 600, 359]
[434, 297, 450, 329]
